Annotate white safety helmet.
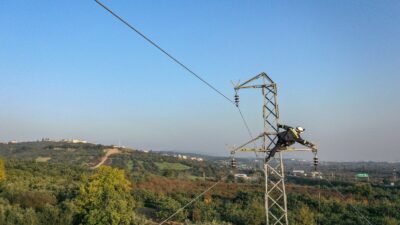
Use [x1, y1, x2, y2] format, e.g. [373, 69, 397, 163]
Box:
[295, 127, 305, 133]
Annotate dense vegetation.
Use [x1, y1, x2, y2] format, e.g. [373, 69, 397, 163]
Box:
[0, 142, 107, 166]
[0, 142, 399, 224]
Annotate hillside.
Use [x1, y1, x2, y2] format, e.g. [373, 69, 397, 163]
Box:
[0, 141, 223, 181]
[0, 141, 399, 224]
[0, 141, 107, 166]
[1, 141, 399, 184]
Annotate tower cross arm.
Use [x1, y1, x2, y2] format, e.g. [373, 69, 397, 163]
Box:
[231, 132, 282, 155]
[282, 147, 317, 152]
[234, 72, 274, 90]
[230, 132, 265, 154]
[236, 84, 274, 89]
[234, 148, 266, 153]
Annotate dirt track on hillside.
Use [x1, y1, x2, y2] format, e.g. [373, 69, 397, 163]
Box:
[91, 148, 121, 169]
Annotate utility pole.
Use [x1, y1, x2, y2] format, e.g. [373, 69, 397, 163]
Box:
[230, 72, 317, 225]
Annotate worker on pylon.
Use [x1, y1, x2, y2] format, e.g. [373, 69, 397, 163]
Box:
[266, 124, 316, 162]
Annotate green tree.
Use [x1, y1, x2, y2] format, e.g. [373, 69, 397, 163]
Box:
[382, 216, 398, 225]
[191, 201, 219, 222]
[75, 166, 135, 225]
[291, 204, 316, 225]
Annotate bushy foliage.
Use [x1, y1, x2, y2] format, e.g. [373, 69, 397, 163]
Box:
[0, 159, 6, 182]
[74, 166, 135, 225]
[0, 160, 154, 225]
[0, 144, 399, 225]
[289, 203, 316, 225]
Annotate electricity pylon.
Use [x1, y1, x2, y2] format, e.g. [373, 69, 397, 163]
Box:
[231, 72, 316, 225]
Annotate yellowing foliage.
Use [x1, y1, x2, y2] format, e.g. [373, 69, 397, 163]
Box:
[75, 166, 135, 225]
[0, 158, 6, 182]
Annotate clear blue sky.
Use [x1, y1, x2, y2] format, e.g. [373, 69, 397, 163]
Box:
[1, 0, 399, 161]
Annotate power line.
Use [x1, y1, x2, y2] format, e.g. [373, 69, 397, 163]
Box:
[323, 178, 374, 225]
[237, 106, 258, 157]
[94, 0, 255, 149]
[161, 174, 375, 225]
[158, 176, 227, 225]
[94, 2, 257, 223]
[66, 2, 368, 225]
[94, 0, 234, 105]
[285, 175, 373, 225]
[237, 107, 254, 140]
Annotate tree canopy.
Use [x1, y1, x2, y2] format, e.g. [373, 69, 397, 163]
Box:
[75, 166, 135, 225]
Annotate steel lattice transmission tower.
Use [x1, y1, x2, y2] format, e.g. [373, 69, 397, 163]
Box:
[231, 72, 316, 225]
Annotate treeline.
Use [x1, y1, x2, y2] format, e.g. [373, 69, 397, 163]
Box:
[108, 150, 226, 182]
[0, 159, 150, 225]
[0, 159, 399, 224]
[0, 142, 107, 166]
[0, 142, 225, 181]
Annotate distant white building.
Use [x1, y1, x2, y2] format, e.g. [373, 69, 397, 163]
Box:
[112, 145, 126, 149]
[292, 170, 305, 176]
[190, 157, 204, 162]
[234, 174, 249, 179]
[176, 154, 187, 159]
[61, 139, 87, 144]
[311, 171, 323, 179]
[173, 154, 203, 161]
[71, 139, 87, 144]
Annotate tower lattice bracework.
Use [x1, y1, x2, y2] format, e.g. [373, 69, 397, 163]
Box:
[231, 72, 315, 225]
[262, 76, 288, 225]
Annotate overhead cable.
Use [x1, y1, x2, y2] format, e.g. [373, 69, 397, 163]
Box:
[158, 176, 227, 225]
[94, 2, 257, 223]
[285, 174, 373, 225]
[94, 0, 255, 146]
[94, 0, 234, 105]
[323, 178, 374, 225]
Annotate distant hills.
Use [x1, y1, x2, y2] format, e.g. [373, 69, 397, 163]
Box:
[0, 141, 225, 181]
[0, 141, 399, 183]
[0, 141, 109, 167]
[0, 141, 399, 224]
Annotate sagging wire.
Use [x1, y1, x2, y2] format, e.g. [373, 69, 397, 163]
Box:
[158, 152, 238, 224]
[313, 152, 373, 225]
[94, 0, 256, 158]
[158, 175, 228, 225]
[322, 178, 374, 225]
[93, 1, 261, 223]
[234, 90, 259, 158]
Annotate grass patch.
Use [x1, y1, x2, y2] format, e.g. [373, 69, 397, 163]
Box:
[188, 175, 202, 181]
[155, 162, 191, 171]
[35, 156, 51, 162]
